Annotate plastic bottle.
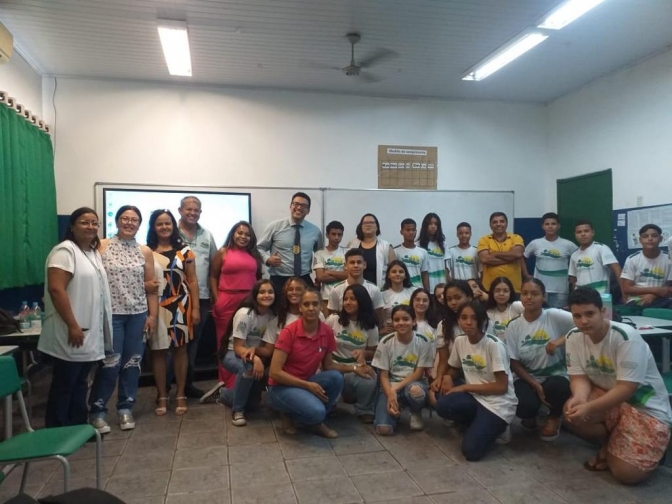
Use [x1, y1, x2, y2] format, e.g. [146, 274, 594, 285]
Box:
[601, 293, 613, 321]
[30, 302, 42, 329]
[18, 301, 31, 330]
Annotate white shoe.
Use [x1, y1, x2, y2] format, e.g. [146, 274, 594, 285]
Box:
[90, 417, 111, 435]
[200, 381, 225, 404]
[410, 412, 425, 431]
[118, 413, 136, 431]
[232, 411, 247, 427]
[496, 425, 511, 445]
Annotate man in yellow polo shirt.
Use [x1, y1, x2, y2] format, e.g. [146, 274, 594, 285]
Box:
[477, 212, 525, 293]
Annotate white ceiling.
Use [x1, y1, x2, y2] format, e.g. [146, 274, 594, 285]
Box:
[2, 0, 672, 103]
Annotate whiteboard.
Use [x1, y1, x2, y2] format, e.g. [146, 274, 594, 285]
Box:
[94, 183, 324, 247]
[323, 189, 515, 247]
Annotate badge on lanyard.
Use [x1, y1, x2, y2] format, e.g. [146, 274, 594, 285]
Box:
[293, 245, 301, 255]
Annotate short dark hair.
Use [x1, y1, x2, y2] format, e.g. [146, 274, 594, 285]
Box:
[291, 192, 311, 208]
[541, 212, 559, 224]
[568, 287, 603, 309]
[345, 248, 364, 261]
[356, 213, 381, 240]
[489, 212, 508, 223]
[401, 218, 416, 229]
[326, 220, 344, 233]
[456, 222, 471, 230]
[456, 300, 489, 334]
[639, 224, 662, 236]
[64, 207, 101, 250]
[574, 219, 593, 230]
[115, 205, 142, 224]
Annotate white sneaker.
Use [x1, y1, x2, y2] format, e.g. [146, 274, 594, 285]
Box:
[118, 413, 136, 431]
[410, 412, 425, 431]
[90, 417, 110, 434]
[232, 411, 247, 427]
[495, 425, 511, 445]
[200, 381, 225, 404]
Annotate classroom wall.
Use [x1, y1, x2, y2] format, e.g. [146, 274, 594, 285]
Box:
[47, 77, 550, 218]
[547, 47, 672, 211]
[0, 50, 42, 117]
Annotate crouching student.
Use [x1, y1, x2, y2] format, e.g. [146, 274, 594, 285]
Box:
[267, 289, 344, 438]
[372, 305, 434, 435]
[432, 300, 518, 461]
[564, 287, 672, 484]
[505, 279, 575, 441]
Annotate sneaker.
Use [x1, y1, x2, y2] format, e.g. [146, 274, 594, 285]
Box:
[185, 385, 205, 399]
[231, 411, 247, 427]
[443, 418, 456, 427]
[118, 413, 136, 431]
[358, 414, 375, 424]
[200, 381, 225, 404]
[90, 417, 111, 435]
[409, 412, 425, 431]
[540, 416, 561, 442]
[495, 425, 511, 445]
[520, 417, 537, 432]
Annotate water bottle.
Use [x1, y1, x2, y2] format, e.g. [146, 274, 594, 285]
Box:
[19, 301, 31, 330]
[30, 302, 42, 329]
[601, 293, 613, 321]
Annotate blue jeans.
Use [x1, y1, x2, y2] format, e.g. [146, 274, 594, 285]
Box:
[435, 392, 508, 461]
[267, 370, 344, 426]
[221, 351, 263, 413]
[374, 380, 428, 430]
[546, 293, 568, 309]
[89, 312, 147, 418]
[343, 372, 377, 416]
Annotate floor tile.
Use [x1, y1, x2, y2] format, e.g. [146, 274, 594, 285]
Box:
[370, 498, 431, 504]
[463, 458, 537, 488]
[286, 456, 347, 482]
[231, 482, 297, 504]
[1, 460, 59, 490]
[329, 435, 385, 456]
[173, 446, 229, 469]
[609, 467, 672, 502]
[168, 466, 230, 494]
[123, 496, 166, 504]
[114, 450, 175, 474]
[339, 451, 402, 476]
[167, 490, 231, 504]
[279, 434, 335, 460]
[227, 425, 277, 446]
[181, 405, 226, 422]
[407, 465, 477, 495]
[51, 455, 118, 481]
[351, 471, 423, 502]
[489, 482, 570, 504]
[228, 442, 284, 465]
[178, 430, 227, 450]
[547, 475, 637, 504]
[428, 489, 500, 504]
[68, 438, 127, 460]
[105, 470, 171, 499]
[124, 434, 178, 455]
[39, 477, 106, 498]
[132, 420, 182, 438]
[293, 476, 363, 504]
[230, 460, 290, 488]
[179, 418, 224, 434]
[386, 442, 453, 470]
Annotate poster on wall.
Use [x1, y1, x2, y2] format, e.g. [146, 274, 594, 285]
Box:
[626, 204, 672, 248]
[378, 145, 437, 189]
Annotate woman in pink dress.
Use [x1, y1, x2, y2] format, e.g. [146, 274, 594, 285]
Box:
[201, 221, 262, 400]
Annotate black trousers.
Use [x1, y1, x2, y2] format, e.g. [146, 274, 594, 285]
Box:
[45, 357, 95, 427]
[514, 376, 571, 419]
[270, 274, 314, 295]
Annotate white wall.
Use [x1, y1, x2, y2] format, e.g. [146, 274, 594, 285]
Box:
[0, 51, 42, 117]
[548, 48, 672, 211]
[50, 77, 549, 218]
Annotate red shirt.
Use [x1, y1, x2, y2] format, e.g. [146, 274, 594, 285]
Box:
[268, 319, 336, 386]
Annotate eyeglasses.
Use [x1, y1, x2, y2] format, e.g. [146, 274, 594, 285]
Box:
[119, 217, 140, 224]
[78, 220, 99, 228]
[291, 202, 309, 210]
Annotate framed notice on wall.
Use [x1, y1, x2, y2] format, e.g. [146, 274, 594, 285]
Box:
[378, 145, 437, 189]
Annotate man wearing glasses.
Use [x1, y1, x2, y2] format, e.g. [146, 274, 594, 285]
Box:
[258, 192, 323, 294]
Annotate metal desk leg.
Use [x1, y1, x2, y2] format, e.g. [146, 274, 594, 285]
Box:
[663, 337, 670, 374]
[3, 395, 11, 439]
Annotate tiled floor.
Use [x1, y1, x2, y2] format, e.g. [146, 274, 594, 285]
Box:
[2, 379, 672, 504]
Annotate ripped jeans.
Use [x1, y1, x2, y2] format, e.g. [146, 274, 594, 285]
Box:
[89, 312, 147, 418]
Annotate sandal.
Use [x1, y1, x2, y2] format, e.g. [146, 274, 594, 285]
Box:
[155, 397, 169, 416]
[281, 413, 297, 435]
[175, 396, 188, 416]
[584, 453, 608, 472]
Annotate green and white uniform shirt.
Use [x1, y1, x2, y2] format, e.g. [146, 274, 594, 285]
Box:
[313, 247, 347, 301]
[447, 245, 479, 280]
[621, 251, 672, 305]
[569, 242, 618, 294]
[394, 245, 429, 289]
[524, 237, 578, 294]
[326, 314, 379, 365]
[372, 332, 434, 383]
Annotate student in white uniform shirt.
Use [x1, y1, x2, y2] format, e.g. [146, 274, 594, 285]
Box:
[522, 212, 578, 308]
[621, 224, 672, 308]
[447, 222, 480, 281]
[564, 287, 672, 484]
[394, 218, 430, 290]
[569, 220, 621, 294]
[328, 249, 385, 327]
[485, 276, 523, 339]
[410, 288, 439, 345]
[313, 221, 348, 316]
[380, 260, 416, 335]
[432, 300, 518, 461]
[325, 284, 379, 423]
[418, 213, 448, 291]
[505, 278, 575, 442]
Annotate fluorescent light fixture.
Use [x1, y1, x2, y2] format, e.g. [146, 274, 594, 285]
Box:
[462, 32, 548, 81]
[157, 20, 192, 77]
[538, 0, 605, 30]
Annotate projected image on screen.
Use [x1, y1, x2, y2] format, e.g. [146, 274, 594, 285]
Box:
[103, 189, 251, 248]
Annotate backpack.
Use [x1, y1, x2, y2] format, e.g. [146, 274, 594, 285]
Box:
[0, 307, 21, 335]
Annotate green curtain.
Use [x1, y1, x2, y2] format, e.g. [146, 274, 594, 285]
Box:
[0, 102, 57, 289]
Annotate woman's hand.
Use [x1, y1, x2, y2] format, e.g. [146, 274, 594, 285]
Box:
[144, 316, 155, 339]
[67, 325, 85, 348]
[305, 382, 329, 403]
[546, 339, 560, 355]
[533, 381, 551, 406]
[252, 356, 264, 380]
[145, 278, 160, 294]
[440, 374, 454, 395]
[430, 376, 442, 392]
[387, 393, 400, 417]
[191, 306, 201, 326]
[242, 347, 256, 362]
[354, 364, 376, 379]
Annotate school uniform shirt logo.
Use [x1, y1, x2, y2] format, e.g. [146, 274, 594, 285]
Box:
[393, 354, 419, 368]
[428, 247, 444, 258]
[456, 256, 474, 266]
[336, 329, 366, 345]
[540, 249, 562, 259]
[462, 354, 487, 370]
[521, 330, 550, 347]
[235, 320, 248, 334]
[641, 267, 666, 281]
[493, 320, 508, 335]
[576, 257, 594, 269]
[586, 355, 615, 374]
[401, 254, 422, 266]
[325, 257, 345, 268]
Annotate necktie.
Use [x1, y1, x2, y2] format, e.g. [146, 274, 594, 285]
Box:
[293, 224, 302, 276]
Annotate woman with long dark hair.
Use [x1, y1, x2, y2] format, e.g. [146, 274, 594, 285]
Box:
[418, 213, 448, 291]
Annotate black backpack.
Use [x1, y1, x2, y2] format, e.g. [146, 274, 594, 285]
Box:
[0, 307, 21, 335]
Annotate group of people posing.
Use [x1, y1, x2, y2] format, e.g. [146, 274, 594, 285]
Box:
[37, 192, 672, 486]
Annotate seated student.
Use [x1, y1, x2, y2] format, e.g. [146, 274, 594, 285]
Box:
[372, 305, 434, 435]
[486, 276, 524, 339]
[564, 287, 672, 484]
[217, 280, 275, 427]
[313, 221, 348, 316]
[569, 220, 621, 294]
[381, 260, 416, 335]
[267, 289, 344, 438]
[418, 213, 448, 290]
[394, 218, 430, 290]
[522, 212, 578, 308]
[432, 300, 518, 461]
[325, 284, 379, 423]
[505, 278, 575, 441]
[447, 222, 480, 281]
[620, 224, 672, 308]
[467, 278, 490, 304]
[328, 249, 385, 327]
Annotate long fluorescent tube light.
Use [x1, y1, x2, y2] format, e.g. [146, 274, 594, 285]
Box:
[538, 0, 605, 30]
[157, 20, 192, 77]
[462, 32, 548, 81]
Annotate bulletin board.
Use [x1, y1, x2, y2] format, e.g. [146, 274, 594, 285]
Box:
[378, 145, 437, 189]
[612, 202, 672, 264]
